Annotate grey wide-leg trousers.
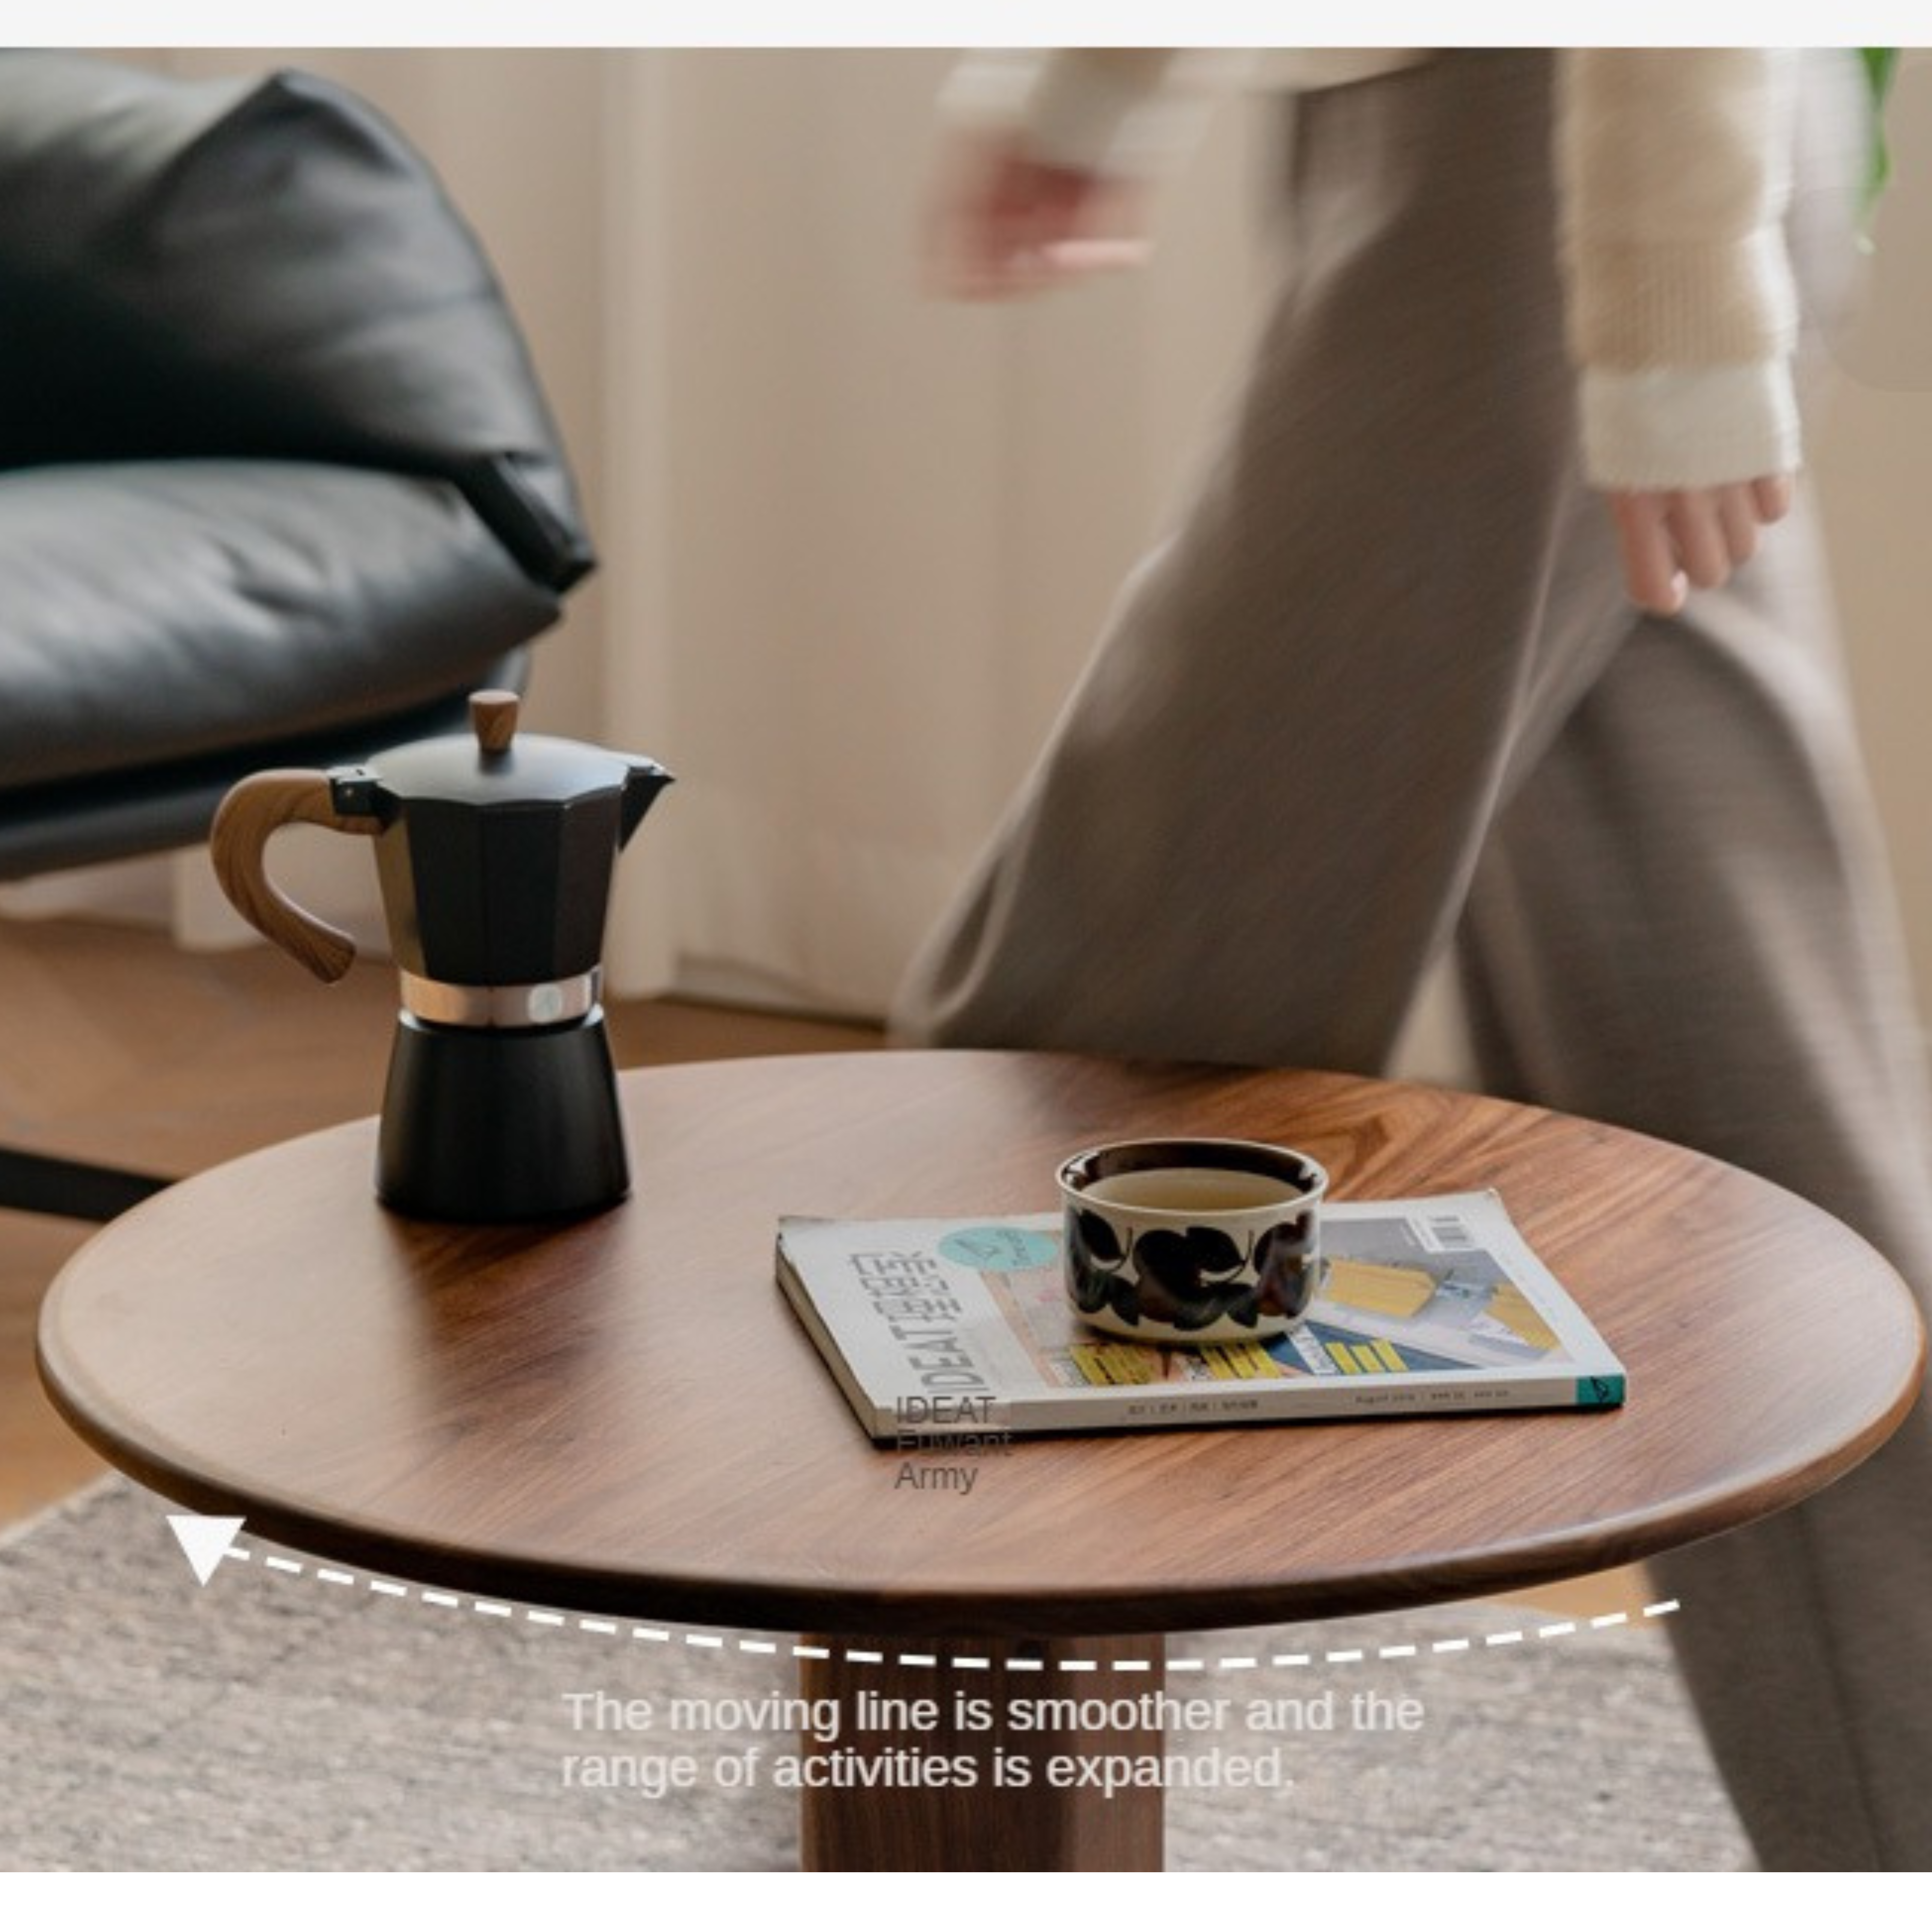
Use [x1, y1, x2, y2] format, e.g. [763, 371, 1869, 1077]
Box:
[892, 52, 1932, 1869]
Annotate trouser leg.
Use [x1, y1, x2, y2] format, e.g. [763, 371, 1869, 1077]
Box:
[1459, 507, 1932, 1868]
[891, 54, 1626, 1070]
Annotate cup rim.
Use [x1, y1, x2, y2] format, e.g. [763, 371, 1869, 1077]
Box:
[1056, 1136, 1328, 1218]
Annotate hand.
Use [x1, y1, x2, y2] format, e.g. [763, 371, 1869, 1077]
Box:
[1608, 478, 1795, 616]
[921, 132, 1150, 301]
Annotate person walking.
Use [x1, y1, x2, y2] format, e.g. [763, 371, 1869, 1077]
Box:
[894, 47, 1932, 1870]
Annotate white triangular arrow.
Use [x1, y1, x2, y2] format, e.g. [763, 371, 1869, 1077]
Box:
[167, 1513, 246, 1586]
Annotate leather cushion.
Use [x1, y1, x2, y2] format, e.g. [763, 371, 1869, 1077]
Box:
[0, 53, 590, 589]
[0, 460, 557, 791]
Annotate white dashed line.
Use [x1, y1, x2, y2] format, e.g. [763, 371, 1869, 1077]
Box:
[219, 1519, 1679, 1673]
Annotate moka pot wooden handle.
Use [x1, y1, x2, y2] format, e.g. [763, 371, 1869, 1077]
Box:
[209, 771, 381, 984]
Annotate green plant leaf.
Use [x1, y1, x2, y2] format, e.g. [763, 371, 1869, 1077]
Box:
[1862, 47, 1901, 215]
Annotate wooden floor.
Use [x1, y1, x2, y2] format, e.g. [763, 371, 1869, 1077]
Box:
[0, 914, 1645, 1619]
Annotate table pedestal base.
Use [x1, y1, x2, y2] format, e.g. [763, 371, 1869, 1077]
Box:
[799, 1636, 1166, 1871]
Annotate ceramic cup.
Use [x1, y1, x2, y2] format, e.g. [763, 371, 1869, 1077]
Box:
[1057, 1138, 1328, 1345]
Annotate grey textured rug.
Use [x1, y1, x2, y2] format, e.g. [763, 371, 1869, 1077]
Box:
[2, 1478, 1748, 1871]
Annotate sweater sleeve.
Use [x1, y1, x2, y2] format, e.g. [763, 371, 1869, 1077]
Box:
[937, 49, 1208, 175]
[1557, 49, 1803, 490]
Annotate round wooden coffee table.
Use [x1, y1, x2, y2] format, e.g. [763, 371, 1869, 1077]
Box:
[39, 1052, 1924, 1870]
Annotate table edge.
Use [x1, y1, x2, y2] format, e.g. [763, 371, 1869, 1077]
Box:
[40, 1317, 1922, 1640]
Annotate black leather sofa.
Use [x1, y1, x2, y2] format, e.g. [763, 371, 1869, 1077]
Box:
[0, 52, 596, 1216]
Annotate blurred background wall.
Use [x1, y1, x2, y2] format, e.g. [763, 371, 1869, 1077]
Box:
[15, 46, 1931, 1079]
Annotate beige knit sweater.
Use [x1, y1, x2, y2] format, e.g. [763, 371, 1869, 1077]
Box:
[943, 49, 1807, 492]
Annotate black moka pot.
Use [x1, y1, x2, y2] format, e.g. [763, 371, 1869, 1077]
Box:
[211, 691, 672, 1222]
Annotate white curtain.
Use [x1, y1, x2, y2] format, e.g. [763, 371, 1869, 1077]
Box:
[595, 50, 1273, 1015]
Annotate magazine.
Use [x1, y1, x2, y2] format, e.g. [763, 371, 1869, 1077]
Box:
[775, 1192, 1626, 1441]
